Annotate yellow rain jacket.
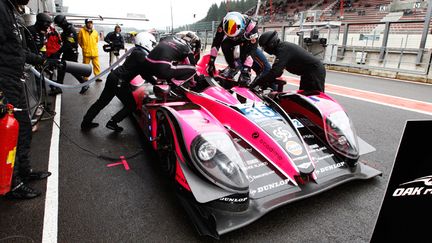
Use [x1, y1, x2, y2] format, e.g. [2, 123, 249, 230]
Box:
[78, 28, 99, 57]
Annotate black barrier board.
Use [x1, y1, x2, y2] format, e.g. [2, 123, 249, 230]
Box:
[371, 120, 432, 242]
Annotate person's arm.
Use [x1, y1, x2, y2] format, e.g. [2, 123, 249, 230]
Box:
[104, 32, 111, 43]
[210, 20, 224, 50]
[119, 34, 125, 49]
[24, 49, 44, 65]
[77, 28, 83, 48]
[250, 53, 286, 88]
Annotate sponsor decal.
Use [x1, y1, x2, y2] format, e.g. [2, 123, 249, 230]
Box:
[252, 132, 259, 139]
[302, 134, 314, 139]
[245, 161, 268, 171]
[292, 119, 304, 128]
[247, 171, 275, 182]
[312, 154, 334, 162]
[315, 161, 345, 175]
[272, 127, 294, 142]
[392, 175, 432, 197]
[245, 159, 261, 166]
[250, 179, 291, 196]
[219, 197, 248, 203]
[238, 103, 282, 122]
[308, 144, 326, 153]
[285, 141, 303, 156]
[292, 155, 309, 162]
[259, 139, 283, 161]
[297, 162, 313, 170]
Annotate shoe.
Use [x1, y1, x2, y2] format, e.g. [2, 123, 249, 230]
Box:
[95, 78, 103, 82]
[48, 87, 62, 96]
[81, 121, 99, 130]
[79, 85, 90, 94]
[21, 169, 51, 181]
[106, 120, 123, 132]
[5, 183, 41, 199]
[220, 67, 239, 80]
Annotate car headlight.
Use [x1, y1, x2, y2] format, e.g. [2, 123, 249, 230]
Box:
[191, 133, 249, 193]
[325, 111, 359, 160]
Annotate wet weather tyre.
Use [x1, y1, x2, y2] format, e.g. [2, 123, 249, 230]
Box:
[156, 113, 176, 179]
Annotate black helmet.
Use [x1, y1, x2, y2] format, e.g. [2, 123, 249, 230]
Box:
[54, 14, 67, 26]
[259, 31, 280, 55]
[35, 13, 52, 30]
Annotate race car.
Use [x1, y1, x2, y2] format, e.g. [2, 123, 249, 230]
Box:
[129, 57, 381, 238]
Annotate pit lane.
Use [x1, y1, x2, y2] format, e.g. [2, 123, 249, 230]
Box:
[0, 46, 431, 242]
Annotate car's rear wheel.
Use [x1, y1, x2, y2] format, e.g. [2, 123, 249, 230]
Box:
[156, 113, 176, 179]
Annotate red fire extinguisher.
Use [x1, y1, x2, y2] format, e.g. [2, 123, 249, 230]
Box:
[0, 104, 19, 195]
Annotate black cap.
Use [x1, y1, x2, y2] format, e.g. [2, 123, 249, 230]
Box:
[53, 15, 66, 25]
[36, 13, 52, 24]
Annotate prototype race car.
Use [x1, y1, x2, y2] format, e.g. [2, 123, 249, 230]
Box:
[130, 56, 381, 238]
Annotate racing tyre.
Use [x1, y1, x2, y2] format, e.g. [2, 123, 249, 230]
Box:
[156, 114, 176, 179]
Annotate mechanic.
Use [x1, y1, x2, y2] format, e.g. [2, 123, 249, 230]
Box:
[0, 0, 51, 199]
[25, 12, 51, 56]
[250, 31, 326, 92]
[144, 31, 202, 84]
[104, 25, 125, 66]
[52, 14, 89, 95]
[206, 11, 271, 86]
[81, 32, 157, 132]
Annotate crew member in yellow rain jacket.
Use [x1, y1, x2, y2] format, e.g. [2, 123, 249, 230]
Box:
[78, 18, 102, 82]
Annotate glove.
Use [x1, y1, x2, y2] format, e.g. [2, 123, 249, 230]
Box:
[206, 56, 216, 77]
[44, 58, 61, 68]
[238, 67, 251, 87]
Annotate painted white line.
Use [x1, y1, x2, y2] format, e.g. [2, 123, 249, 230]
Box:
[327, 69, 432, 86]
[284, 82, 432, 116]
[42, 95, 60, 243]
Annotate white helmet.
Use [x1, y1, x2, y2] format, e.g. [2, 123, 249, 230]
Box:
[135, 32, 157, 51]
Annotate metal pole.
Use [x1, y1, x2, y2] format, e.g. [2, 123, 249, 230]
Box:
[416, 0, 432, 64]
[170, 0, 174, 34]
[255, 0, 261, 17]
[341, 24, 349, 56]
[379, 22, 390, 62]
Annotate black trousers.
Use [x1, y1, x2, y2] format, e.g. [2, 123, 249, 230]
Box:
[57, 52, 85, 84]
[82, 73, 136, 123]
[0, 77, 32, 182]
[299, 63, 326, 92]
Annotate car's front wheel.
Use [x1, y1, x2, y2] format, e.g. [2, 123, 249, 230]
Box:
[156, 113, 177, 179]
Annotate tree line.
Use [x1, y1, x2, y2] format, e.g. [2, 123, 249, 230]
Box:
[199, 0, 258, 22]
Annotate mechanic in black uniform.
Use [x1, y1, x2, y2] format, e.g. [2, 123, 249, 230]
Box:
[0, 0, 51, 199]
[26, 12, 51, 56]
[250, 31, 326, 92]
[52, 14, 89, 95]
[81, 32, 157, 132]
[206, 11, 270, 85]
[144, 31, 201, 83]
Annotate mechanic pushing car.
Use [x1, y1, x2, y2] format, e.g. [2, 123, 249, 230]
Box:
[81, 32, 157, 132]
[206, 11, 270, 86]
[250, 31, 326, 92]
[143, 31, 202, 83]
